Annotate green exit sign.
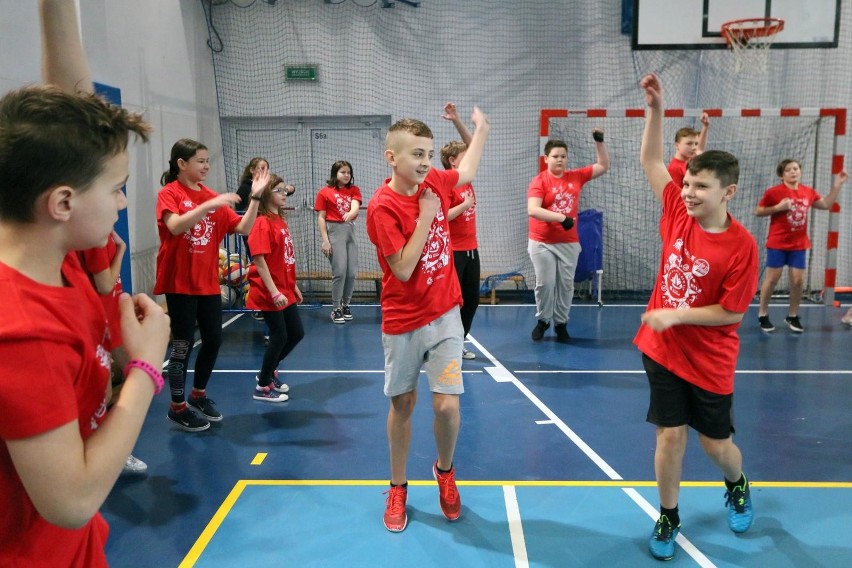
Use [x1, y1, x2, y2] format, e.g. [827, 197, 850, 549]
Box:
[285, 65, 318, 81]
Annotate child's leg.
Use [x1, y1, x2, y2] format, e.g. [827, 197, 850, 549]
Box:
[788, 267, 806, 315]
[655, 426, 688, 508]
[259, 309, 286, 383]
[276, 304, 305, 365]
[698, 435, 743, 483]
[458, 250, 481, 338]
[164, 293, 199, 403]
[327, 223, 345, 308]
[388, 391, 417, 485]
[432, 393, 460, 470]
[551, 242, 581, 324]
[192, 295, 223, 391]
[528, 240, 558, 322]
[342, 227, 358, 306]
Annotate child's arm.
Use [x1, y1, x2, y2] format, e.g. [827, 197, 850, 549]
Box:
[639, 74, 673, 203]
[39, 0, 93, 93]
[697, 112, 710, 154]
[448, 191, 475, 221]
[455, 107, 491, 187]
[317, 210, 332, 256]
[343, 199, 361, 223]
[641, 304, 744, 331]
[7, 294, 170, 529]
[442, 103, 473, 145]
[385, 189, 441, 282]
[162, 193, 242, 235]
[755, 197, 792, 217]
[91, 233, 126, 295]
[253, 255, 287, 307]
[813, 170, 849, 210]
[234, 171, 269, 235]
[589, 129, 610, 180]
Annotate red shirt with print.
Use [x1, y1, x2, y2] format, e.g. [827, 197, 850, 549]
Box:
[667, 157, 688, 187]
[154, 180, 242, 295]
[314, 185, 363, 223]
[0, 255, 111, 567]
[448, 182, 478, 251]
[759, 183, 821, 250]
[79, 234, 123, 349]
[527, 167, 592, 244]
[366, 168, 462, 334]
[246, 214, 298, 311]
[634, 181, 758, 395]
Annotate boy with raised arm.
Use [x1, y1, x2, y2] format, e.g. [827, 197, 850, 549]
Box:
[0, 1, 170, 565]
[636, 74, 758, 561]
[366, 108, 489, 533]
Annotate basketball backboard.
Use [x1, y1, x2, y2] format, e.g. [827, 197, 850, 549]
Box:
[632, 0, 840, 49]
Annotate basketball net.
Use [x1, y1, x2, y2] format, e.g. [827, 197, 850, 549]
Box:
[721, 18, 785, 74]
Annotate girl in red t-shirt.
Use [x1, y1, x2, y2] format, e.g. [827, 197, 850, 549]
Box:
[155, 138, 267, 431]
[755, 159, 847, 333]
[247, 174, 304, 401]
[314, 160, 362, 323]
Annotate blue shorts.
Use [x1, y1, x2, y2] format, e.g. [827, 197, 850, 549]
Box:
[766, 248, 806, 270]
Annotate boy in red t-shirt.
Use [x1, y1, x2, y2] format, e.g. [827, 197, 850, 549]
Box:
[440, 102, 480, 360]
[636, 74, 759, 561]
[0, 2, 170, 566]
[366, 109, 490, 533]
[755, 159, 847, 333]
[666, 113, 710, 186]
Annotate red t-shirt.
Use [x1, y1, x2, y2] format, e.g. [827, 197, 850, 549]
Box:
[633, 182, 758, 395]
[759, 183, 821, 251]
[448, 182, 478, 251]
[667, 157, 688, 187]
[0, 255, 111, 567]
[314, 185, 363, 223]
[527, 167, 593, 244]
[366, 168, 462, 334]
[154, 181, 242, 295]
[79, 234, 123, 349]
[246, 214, 298, 311]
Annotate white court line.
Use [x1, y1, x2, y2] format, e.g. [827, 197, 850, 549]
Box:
[515, 369, 852, 374]
[503, 486, 529, 568]
[466, 334, 717, 568]
[162, 313, 245, 367]
[189, 369, 484, 374]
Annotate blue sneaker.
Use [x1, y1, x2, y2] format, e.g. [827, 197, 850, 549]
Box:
[725, 477, 754, 533]
[187, 395, 223, 422]
[648, 515, 680, 561]
[253, 384, 289, 402]
[256, 372, 289, 393]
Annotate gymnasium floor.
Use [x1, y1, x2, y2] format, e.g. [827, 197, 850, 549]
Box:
[102, 301, 852, 567]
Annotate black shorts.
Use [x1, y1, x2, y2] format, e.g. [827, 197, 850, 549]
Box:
[642, 354, 735, 439]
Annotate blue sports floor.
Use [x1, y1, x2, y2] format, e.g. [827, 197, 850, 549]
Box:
[102, 302, 852, 567]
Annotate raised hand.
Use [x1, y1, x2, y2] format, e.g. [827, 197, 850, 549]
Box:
[640, 74, 663, 108]
[442, 102, 460, 122]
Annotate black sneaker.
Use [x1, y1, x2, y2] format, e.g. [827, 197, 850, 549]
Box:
[331, 308, 345, 324]
[341, 305, 354, 321]
[187, 396, 223, 421]
[785, 315, 804, 333]
[758, 315, 775, 332]
[554, 323, 570, 343]
[167, 406, 210, 432]
[531, 320, 550, 341]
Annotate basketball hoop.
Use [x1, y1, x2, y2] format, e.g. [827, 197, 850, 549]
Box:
[721, 17, 785, 74]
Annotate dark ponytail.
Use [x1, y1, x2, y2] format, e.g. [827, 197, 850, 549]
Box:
[161, 138, 207, 186]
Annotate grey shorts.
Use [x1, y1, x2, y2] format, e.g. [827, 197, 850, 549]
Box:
[382, 306, 465, 397]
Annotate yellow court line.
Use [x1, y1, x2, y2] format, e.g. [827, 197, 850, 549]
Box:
[250, 453, 267, 465]
[179, 480, 249, 568]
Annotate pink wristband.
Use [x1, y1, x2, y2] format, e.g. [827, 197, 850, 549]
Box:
[272, 293, 284, 300]
[124, 360, 164, 395]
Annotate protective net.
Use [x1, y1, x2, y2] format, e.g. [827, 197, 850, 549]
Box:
[198, 0, 852, 304]
[548, 112, 837, 299]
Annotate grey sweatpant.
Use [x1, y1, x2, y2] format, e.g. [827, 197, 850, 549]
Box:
[527, 240, 581, 324]
[327, 221, 358, 307]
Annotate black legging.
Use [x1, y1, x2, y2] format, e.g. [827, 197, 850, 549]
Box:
[453, 249, 481, 338]
[258, 304, 305, 385]
[164, 294, 223, 404]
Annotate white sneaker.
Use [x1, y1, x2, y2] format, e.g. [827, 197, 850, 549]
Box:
[122, 454, 148, 475]
[842, 308, 852, 326]
[462, 349, 475, 360]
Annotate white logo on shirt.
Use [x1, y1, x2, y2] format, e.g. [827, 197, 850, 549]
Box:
[335, 193, 353, 218]
[786, 198, 810, 230]
[660, 238, 707, 308]
[420, 209, 450, 283]
[281, 228, 296, 265]
[550, 185, 575, 215]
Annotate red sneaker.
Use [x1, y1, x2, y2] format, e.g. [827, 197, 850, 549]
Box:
[383, 485, 408, 532]
[433, 461, 461, 521]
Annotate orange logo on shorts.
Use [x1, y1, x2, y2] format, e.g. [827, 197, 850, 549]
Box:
[438, 359, 462, 385]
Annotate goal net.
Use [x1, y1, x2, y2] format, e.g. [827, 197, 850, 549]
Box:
[544, 108, 845, 300]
